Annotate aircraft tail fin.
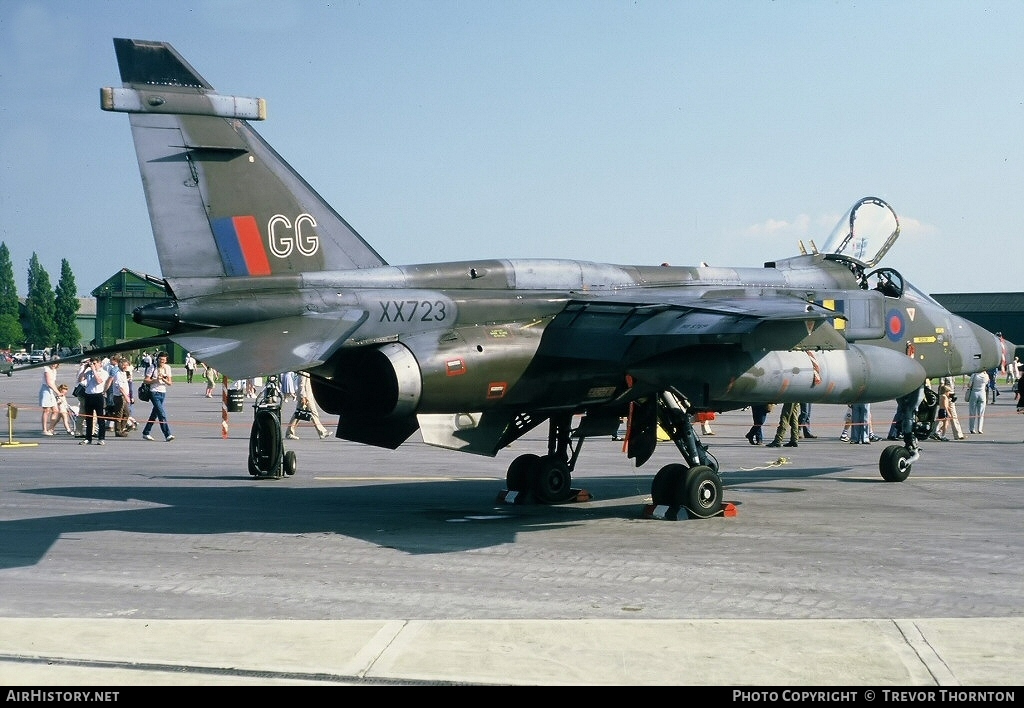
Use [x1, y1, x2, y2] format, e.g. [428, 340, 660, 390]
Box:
[102, 38, 386, 294]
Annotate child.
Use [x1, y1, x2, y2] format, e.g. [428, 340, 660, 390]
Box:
[54, 384, 75, 435]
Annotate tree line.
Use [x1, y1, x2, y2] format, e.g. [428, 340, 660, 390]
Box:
[0, 242, 82, 354]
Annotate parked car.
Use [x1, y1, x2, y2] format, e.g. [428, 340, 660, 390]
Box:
[29, 350, 47, 363]
[11, 352, 30, 364]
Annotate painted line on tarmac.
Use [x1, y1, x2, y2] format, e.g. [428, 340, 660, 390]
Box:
[312, 476, 500, 482]
[847, 475, 1024, 480]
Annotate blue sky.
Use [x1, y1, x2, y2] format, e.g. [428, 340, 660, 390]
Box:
[2, 1, 1022, 297]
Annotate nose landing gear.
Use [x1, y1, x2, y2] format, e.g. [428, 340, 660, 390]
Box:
[878, 383, 934, 483]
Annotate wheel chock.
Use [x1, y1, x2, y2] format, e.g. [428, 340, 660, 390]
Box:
[642, 504, 689, 520]
[497, 488, 592, 505]
[497, 489, 535, 504]
[641, 502, 737, 520]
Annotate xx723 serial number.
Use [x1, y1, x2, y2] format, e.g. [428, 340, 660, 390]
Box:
[378, 300, 448, 322]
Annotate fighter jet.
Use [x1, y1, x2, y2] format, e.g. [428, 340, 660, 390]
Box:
[98, 38, 1009, 516]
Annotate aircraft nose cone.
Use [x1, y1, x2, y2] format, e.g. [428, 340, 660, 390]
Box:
[972, 323, 1012, 372]
[1000, 336, 1018, 367]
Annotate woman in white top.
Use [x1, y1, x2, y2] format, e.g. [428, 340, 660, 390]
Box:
[141, 351, 175, 442]
[38, 361, 60, 435]
[966, 370, 990, 434]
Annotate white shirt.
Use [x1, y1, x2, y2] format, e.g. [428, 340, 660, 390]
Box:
[968, 371, 989, 393]
[111, 368, 131, 397]
[81, 366, 109, 395]
[146, 363, 173, 394]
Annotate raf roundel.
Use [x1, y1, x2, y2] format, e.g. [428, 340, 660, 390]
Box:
[885, 309, 906, 342]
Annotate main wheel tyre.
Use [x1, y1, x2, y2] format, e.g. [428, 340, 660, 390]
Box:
[532, 455, 572, 503]
[249, 409, 283, 477]
[879, 445, 912, 482]
[651, 464, 687, 506]
[283, 450, 297, 476]
[506, 454, 540, 492]
[681, 466, 723, 517]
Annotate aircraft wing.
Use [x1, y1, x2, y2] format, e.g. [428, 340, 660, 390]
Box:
[540, 292, 847, 362]
[608, 289, 835, 318]
[638, 294, 848, 350]
[168, 309, 367, 378]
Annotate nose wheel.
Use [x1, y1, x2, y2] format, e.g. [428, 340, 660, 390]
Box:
[879, 445, 913, 482]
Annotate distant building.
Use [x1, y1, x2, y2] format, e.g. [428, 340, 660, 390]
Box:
[74, 298, 96, 351]
[91, 268, 168, 347]
[90, 268, 183, 362]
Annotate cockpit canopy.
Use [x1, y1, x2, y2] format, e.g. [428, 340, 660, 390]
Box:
[817, 197, 941, 307]
[821, 196, 900, 268]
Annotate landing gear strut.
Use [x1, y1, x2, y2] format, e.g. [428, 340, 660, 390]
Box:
[648, 391, 723, 517]
[878, 383, 932, 483]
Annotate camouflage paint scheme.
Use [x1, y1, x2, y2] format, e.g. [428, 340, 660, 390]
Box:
[91, 39, 1011, 513]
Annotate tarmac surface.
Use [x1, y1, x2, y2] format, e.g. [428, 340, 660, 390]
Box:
[0, 367, 1022, 686]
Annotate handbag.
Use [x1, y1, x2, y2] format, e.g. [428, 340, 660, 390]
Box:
[72, 383, 86, 399]
[137, 381, 152, 402]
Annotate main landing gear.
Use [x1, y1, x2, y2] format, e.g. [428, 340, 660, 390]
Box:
[247, 375, 297, 479]
[501, 390, 724, 518]
[646, 391, 723, 518]
[504, 412, 583, 504]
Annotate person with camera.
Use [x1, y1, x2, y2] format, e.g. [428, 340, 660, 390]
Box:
[77, 356, 110, 445]
[285, 371, 330, 440]
[141, 351, 175, 442]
